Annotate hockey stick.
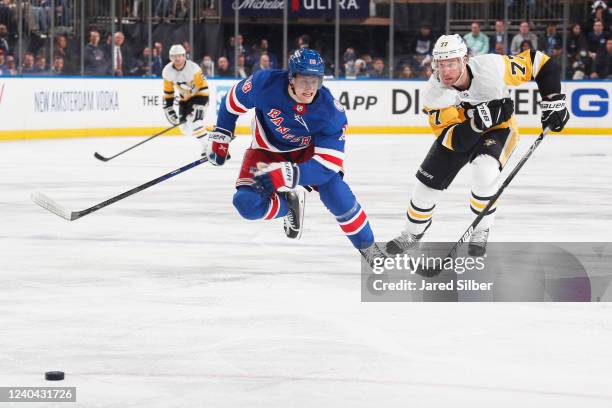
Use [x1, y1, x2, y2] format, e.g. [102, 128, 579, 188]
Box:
[94, 121, 184, 162]
[31, 156, 208, 221]
[417, 127, 550, 277]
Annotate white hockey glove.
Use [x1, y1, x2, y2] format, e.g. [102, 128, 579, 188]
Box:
[187, 103, 207, 124]
[203, 127, 234, 166]
[467, 98, 514, 132]
[540, 94, 569, 133]
[253, 162, 300, 193]
[163, 105, 180, 125]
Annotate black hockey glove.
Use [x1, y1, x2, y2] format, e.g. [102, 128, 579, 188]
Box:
[540, 94, 569, 133]
[163, 98, 180, 126]
[467, 98, 514, 132]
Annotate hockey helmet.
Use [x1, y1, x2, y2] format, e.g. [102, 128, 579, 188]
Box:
[432, 34, 468, 66]
[169, 44, 187, 58]
[288, 48, 324, 88]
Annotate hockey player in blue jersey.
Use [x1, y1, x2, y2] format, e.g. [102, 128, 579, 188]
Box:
[199, 48, 384, 263]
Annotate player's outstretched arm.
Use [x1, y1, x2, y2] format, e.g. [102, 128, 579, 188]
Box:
[531, 55, 569, 132]
[502, 50, 569, 132]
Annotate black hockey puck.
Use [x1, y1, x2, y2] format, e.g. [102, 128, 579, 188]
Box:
[45, 371, 65, 381]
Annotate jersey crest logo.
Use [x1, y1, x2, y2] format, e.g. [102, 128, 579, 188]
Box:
[293, 103, 306, 115]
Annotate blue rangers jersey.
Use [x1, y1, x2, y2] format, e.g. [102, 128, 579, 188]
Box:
[217, 69, 348, 186]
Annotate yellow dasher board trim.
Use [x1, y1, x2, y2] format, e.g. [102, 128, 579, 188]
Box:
[0, 126, 610, 141]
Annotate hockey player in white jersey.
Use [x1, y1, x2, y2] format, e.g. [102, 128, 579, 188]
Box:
[161, 44, 210, 140]
[386, 34, 569, 256]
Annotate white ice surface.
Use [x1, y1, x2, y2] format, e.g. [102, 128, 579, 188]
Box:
[1, 134, 612, 407]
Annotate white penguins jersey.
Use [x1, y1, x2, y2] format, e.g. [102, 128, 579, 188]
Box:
[423, 49, 550, 109]
[162, 59, 209, 103]
[421, 49, 552, 149]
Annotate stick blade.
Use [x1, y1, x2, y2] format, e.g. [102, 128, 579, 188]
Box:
[31, 192, 76, 221]
[94, 152, 110, 162]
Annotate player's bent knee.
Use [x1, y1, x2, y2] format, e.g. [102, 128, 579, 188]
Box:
[412, 180, 442, 207]
[472, 154, 500, 187]
[232, 187, 266, 220]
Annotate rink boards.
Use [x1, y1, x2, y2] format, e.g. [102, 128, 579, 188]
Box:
[0, 77, 610, 140]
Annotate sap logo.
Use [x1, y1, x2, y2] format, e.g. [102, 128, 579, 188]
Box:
[215, 86, 231, 114]
[571, 89, 609, 118]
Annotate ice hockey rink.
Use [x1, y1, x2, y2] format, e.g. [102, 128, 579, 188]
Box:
[1, 133, 612, 407]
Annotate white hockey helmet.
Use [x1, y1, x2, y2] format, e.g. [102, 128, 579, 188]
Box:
[169, 44, 186, 58]
[432, 34, 468, 66]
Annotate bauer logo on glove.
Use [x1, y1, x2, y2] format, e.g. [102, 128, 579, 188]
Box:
[204, 127, 234, 166]
[540, 94, 570, 133]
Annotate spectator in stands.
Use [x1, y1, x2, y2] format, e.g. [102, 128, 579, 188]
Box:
[51, 55, 66, 75]
[412, 23, 435, 56]
[130, 47, 150, 76]
[84, 30, 109, 75]
[21, 52, 35, 73]
[540, 22, 562, 59]
[252, 53, 271, 73]
[588, 20, 609, 53]
[151, 42, 164, 76]
[226, 34, 247, 65]
[155, 0, 171, 20]
[398, 65, 414, 79]
[250, 38, 278, 69]
[112, 31, 130, 76]
[421, 64, 433, 79]
[33, 55, 47, 74]
[200, 54, 214, 77]
[511, 21, 538, 54]
[520, 40, 534, 52]
[567, 23, 591, 79]
[489, 20, 508, 54]
[31, 0, 50, 34]
[368, 57, 387, 78]
[236, 54, 248, 78]
[591, 38, 612, 78]
[567, 23, 589, 60]
[216, 56, 232, 77]
[464, 21, 489, 55]
[494, 42, 506, 55]
[55, 0, 71, 27]
[0, 23, 9, 55]
[354, 58, 368, 77]
[588, 1, 611, 33]
[343, 47, 357, 76]
[53, 34, 73, 74]
[4, 54, 17, 75]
